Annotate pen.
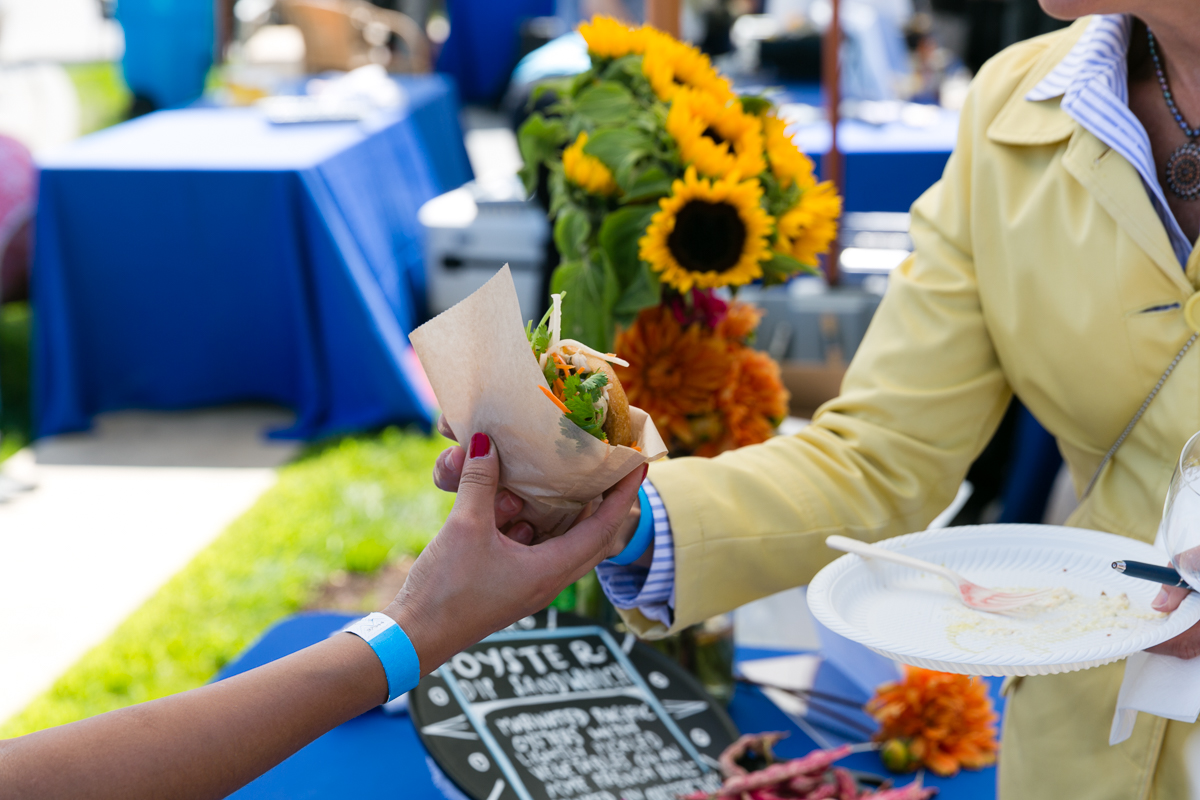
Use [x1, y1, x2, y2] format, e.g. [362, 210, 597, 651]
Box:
[1111, 559, 1190, 588]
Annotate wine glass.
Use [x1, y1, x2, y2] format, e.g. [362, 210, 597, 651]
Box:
[1159, 430, 1200, 590]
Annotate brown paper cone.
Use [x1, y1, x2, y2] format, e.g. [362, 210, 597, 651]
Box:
[409, 266, 667, 538]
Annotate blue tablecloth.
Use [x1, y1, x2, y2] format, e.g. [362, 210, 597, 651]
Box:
[793, 112, 958, 214]
[216, 612, 999, 799]
[33, 75, 472, 439]
[760, 84, 956, 213]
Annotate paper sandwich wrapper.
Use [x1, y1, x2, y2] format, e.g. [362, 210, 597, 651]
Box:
[409, 266, 667, 538]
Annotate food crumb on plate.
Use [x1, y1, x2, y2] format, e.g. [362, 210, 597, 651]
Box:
[944, 589, 1165, 653]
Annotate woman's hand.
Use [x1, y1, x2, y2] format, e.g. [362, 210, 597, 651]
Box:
[433, 415, 533, 542]
[432, 415, 643, 554]
[1148, 584, 1200, 659]
[0, 434, 643, 800]
[396, 432, 644, 673]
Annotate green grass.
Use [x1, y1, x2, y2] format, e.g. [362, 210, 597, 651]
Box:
[0, 428, 453, 738]
[64, 62, 132, 135]
[0, 302, 31, 461]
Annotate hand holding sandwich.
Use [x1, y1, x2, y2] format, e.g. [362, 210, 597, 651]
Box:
[410, 267, 666, 541]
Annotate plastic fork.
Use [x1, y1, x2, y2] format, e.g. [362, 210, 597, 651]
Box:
[825, 535, 1058, 614]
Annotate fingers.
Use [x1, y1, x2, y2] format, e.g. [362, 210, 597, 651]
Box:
[448, 433, 500, 529]
[538, 465, 644, 575]
[1147, 618, 1200, 659]
[434, 445, 525, 525]
[505, 522, 534, 546]
[1153, 584, 1191, 613]
[437, 414, 457, 442]
[496, 490, 524, 528]
[433, 446, 465, 492]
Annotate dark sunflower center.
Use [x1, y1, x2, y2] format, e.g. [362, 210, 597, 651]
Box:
[666, 200, 746, 273]
[702, 126, 725, 146]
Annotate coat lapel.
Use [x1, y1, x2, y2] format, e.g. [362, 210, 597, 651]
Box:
[985, 17, 1191, 294]
[1060, 129, 1192, 293]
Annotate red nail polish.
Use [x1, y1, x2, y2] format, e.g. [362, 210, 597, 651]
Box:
[641, 465, 649, 481]
[469, 432, 490, 459]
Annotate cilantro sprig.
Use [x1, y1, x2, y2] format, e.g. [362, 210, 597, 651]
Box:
[560, 372, 609, 441]
[526, 306, 553, 359]
[529, 294, 610, 442]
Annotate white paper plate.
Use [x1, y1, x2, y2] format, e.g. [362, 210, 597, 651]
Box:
[806, 525, 1200, 676]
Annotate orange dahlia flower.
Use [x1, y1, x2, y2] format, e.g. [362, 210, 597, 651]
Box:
[722, 348, 789, 447]
[614, 305, 733, 447]
[715, 301, 763, 343]
[866, 666, 999, 778]
[617, 302, 787, 456]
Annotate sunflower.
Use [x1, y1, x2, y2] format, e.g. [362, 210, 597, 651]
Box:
[866, 666, 999, 778]
[578, 15, 650, 59]
[776, 182, 842, 266]
[562, 131, 619, 196]
[641, 37, 733, 104]
[614, 305, 733, 448]
[667, 90, 765, 180]
[763, 113, 817, 190]
[640, 167, 772, 292]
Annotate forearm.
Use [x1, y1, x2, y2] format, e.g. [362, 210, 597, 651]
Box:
[0, 436, 644, 799]
[0, 634, 386, 800]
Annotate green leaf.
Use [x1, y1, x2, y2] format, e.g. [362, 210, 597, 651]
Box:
[583, 127, 653, 172]
[598, 204, 657, 286]
[739, 94, 774, 116]
[551, 255, 619, 351]
[517, 113, 568, 194]
[601, 54, 644, 82]
[526, 305, 554, 358]
[529, 77, 573, 106]
[620, 166, 674, 203]
[553, 207, 591, 261]
[547, 168, 569, 217]
[568, 70, 596, 98]
[761, 251, 817, 285]
[557, 371, 610, 442]
[613, 262, 662, 325]
[574, 81, 638, 125]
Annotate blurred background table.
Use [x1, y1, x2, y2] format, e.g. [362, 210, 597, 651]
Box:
[782, 98, 958, 213]
[218, 612, 1000, 800]
[34, 74, 470, 439]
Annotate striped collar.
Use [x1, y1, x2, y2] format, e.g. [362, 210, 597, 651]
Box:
[1027, 14, 1192, 266]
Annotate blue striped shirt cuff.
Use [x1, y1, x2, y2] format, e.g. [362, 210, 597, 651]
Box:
[595, 480, 674, 627]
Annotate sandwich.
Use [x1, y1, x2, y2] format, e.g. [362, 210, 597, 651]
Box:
[527, 293, 636, 448]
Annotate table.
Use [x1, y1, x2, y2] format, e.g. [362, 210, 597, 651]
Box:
[33, 75, 471, 440]
[216, 612, 1000, 799]
[785, 102, 958, 213]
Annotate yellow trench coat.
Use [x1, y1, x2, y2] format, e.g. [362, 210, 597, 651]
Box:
[623, 17, 1200, 800]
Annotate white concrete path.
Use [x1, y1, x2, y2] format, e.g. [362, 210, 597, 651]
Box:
[0, 407, 298, 726]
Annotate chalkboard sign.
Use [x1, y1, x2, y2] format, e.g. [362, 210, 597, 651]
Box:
[412, 610, 738, 800]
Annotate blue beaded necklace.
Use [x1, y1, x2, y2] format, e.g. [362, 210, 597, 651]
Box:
[1148, 28, 1200, 200]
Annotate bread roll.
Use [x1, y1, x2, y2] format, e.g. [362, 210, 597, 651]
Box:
[585, 355, 635, 448]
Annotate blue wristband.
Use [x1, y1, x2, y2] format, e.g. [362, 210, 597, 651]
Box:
[343, 612, 420, 702]
[606, 486, 654, 566]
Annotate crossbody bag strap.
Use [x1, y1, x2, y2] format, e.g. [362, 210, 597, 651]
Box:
[1081, 332, 1200, 499]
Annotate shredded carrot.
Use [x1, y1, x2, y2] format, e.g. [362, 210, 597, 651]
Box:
[539, 384, 570, 414]
[631, 445, 641, 452]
